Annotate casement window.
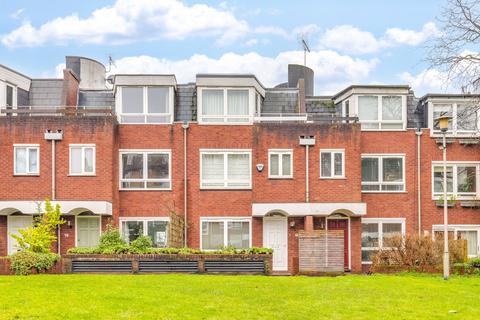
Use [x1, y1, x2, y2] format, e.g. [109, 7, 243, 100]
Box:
[320, 149, 345, 178]
[268, 149, 293, 178]
[14, 145, 39, 175]
[6, 84, 14, 107]
[120, 150, 171, 190]
[357, 95, 405, 130]
[201, 218, 251, 250]
[199, 88, 252, 124]
[431, 103, 479, 135]
[361, 155, 405, 192]
[120, 218, 169, 247]
[361, 218, 405, 263]
[76, 216, 101, 248]
[433, 225, 480, 257]
[70, 145, 95, 175]
[432, 162, 479, 199]
[119, 86, 173, 124]
[200, 150, 251, 189]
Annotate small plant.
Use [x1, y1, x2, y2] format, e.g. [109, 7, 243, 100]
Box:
[9, 251, 60, 275]
[129, 235, 153, 253]
[468, 257, 480, 268]
[97, 225, 128, 253]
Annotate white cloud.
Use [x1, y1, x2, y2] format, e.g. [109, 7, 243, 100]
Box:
[319, 22, 440, 55]
[1, 0, 250, 47]
[253, 26, 289, 39]
[244, 39, 259, 46]
[107, 50, 378, 95]
[10, 8, 25, 20]
[398, 69, 450, 95]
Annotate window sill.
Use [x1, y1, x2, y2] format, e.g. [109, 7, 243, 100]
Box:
[68, 174, 96, 177]
[268, 177, 294, 180]
[13, 174, 39, 177]
[361, 129, 407, 132]
[119, 188, 172, 192]
[361, 262, 373, 265]
[362, 191, 407, 194]
[200, 188, 252, 191]
[320, 177, 346, 180]
[118, 122, 174, 125]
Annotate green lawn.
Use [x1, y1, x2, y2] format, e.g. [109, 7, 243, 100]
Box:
[0, 274, 478, 319]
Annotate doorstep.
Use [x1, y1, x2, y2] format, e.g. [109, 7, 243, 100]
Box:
[271, 271, 292, 276]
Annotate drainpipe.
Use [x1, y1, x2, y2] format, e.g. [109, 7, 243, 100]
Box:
[182, 121, 190, 247]
[44, 129, 63, 254]
[416, 130, 423, 235]
[299, 136, 315, 202]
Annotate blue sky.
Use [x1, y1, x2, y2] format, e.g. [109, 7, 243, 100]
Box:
[0, 0, 448, 95]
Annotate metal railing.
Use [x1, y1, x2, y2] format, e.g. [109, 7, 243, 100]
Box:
[255, 112, 359, 123]
[0, 106, 114, 116]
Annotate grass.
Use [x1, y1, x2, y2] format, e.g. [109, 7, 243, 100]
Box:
[0, 273, 479, 319]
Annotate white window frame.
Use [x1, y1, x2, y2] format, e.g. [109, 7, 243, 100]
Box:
[13, 144, 40, 175]
[320, 149, 345, 179]
[119, 149, 172, 191]
[200, 149, 252, 189]
[119, 217, 170, 246]
[200, 217, 252, 250]
[268, 149, 293, 179]
[69, 144, 96, 176]
[431, 161, 480, 200]
[75, 215, 102, 248]
[5, 83, 17, 108]
[361, 154, 406, 193]
[428, 100, 480, 137]
[432, 224, 480, 258]
[117, 86, 174, 124]
[361, 218, 406, 264]
[197, 87, 255, 125]
[355, 95, 407, 131]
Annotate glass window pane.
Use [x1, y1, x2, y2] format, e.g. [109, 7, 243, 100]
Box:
[202, 90, 224, 115]
[321, 153, 332, 177]
[28, 148, 38, 173]
[122, 153, 143, 179]
[456, 104, 477, 131]
[457, 166, 476, 193]
[6, 85, 13, 106]
[358, 96, 379, 121]
[227, 221, 249, 249]
[147, 153, 169, 179]
[362, 250, 378, 262]
[382, 96, 402, 121]
[270, 154, 279, 176]
[383, 158, 403, 182]
[147, 87, 169, 114]
[282, 154, 291, 176]
[433, 105, 453, 130]
[71, 147, 82, 174]
[362, 223, 379, 248]
[433, 166, 453, 193]
[334, 153, 343, 176]
[84, 148, 94, 173]
[227, 90, 249, 116]
[227, 154, 249, 181]
[122, 221, 143, 243]
[202, 222, 224, 250]
[362, 158, 379, 182]
[122, 87, 143, 113]
[382, 223, 402, 247]
[147, 221, 168, 247]
[457, 231, 478, 256]
[15, 148, 27, 174]
[202, 154, 224, 184]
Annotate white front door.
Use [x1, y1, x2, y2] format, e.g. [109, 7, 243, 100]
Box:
[263, 216, 288, 271]
[76, 216, 101, 248]
[8, 216, 33, 255]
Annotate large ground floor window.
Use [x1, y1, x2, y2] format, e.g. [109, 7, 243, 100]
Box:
[433, 225, 480, 258]
[120, 218, 169, 247]
[201, 218, 251, 250]
[361, 218, 405, 264]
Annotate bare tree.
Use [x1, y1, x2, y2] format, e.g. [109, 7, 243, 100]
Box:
[427, 0, 480, 134]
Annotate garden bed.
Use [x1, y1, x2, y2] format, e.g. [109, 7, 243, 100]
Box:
[63, 254, 272, 275]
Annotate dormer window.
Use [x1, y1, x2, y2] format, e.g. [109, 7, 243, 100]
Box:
[431, 102, 479, 136]
[118, 86, 173, 124]
[357, 95, 405, 130]
[198, 88, 253, 124]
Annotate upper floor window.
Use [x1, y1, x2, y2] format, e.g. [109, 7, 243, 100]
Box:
[119, 86, 173, 124]
[268, 149, 293, 179]
[200, 150, 251, 189]
[320, 149, 345, 179]
[120, 150, 171, 190]
[361, 155, 405, 192]
[431, 103, 479, 135]
[357, 95, 405, 130]
[14, 145, 39, 175]
[199, 88, 252, 124]
[6, 84, 14, 107]
[432, 162, 479, 199]
[70, 145, 95, 176]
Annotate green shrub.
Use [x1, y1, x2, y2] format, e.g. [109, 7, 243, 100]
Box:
[468, 257, 480, 268]
[9, 251, 60, 275]
[67, 247, 101, 254]
[98, 225, 127, 249]
[129, 235, 153, 253]
[246, 247, 273, 255]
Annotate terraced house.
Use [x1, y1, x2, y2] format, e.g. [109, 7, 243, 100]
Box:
[0, 56, 479, 274]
